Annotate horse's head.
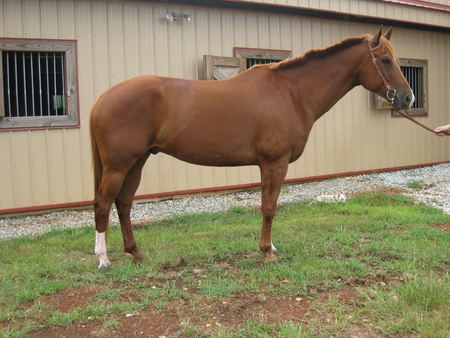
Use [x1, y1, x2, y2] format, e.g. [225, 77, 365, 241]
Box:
[359, 27, 414, 110]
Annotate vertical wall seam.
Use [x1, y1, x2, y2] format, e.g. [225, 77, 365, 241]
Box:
[8, 131, 17, 206]
[107, 0, 112, 87]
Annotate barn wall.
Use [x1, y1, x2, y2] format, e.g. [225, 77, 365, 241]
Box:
[0, 0, 449, 212]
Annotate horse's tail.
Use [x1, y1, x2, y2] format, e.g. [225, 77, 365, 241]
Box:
[90, 96, 103, 197]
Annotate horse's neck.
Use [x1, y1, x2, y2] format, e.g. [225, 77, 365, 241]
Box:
[282, 43, 366, 121]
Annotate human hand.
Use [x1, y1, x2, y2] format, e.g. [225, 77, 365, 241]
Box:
[434, 124, 450, 136]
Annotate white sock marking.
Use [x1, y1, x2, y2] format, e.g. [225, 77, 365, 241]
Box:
[271, 241, 277, 253]
[95, 231, 110, 268]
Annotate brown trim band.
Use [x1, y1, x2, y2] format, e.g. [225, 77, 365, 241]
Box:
[1, 161, 449, 216]
[144, 0, 450, 33]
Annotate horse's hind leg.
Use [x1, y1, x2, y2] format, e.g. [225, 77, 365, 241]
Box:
[115, 153, 150, 262]
[94, 169, 127, 269]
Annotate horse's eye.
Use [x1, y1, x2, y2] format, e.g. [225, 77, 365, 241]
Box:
[381, 58, 391, 65]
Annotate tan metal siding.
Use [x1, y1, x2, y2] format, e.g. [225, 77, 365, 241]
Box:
[0, 0, 449, 211]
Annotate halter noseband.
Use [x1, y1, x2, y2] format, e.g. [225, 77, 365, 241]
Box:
[368, 41, 396, 104]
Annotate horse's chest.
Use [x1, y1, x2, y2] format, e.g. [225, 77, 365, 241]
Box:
[289, 140, 307, 163]
[258, 126, 308, 163]
[289, 128, 310, 163]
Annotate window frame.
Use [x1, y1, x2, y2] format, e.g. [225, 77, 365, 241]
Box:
[392, 59, 428, 117]
[0, 38, 79, 131]
[233, 47, 292, 70]
[203, 55, 245, 80]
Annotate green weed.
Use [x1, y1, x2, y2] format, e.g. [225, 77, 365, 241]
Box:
[406, 181, 425, 190]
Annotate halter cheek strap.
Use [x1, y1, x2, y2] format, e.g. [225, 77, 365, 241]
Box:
[368, 41, 396, 104]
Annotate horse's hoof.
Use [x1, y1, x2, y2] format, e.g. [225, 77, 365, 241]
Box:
[131, 251, 144, 262]
[263, 255, 279, 265]
[98, 262, 111, 270]
[133, 257, 144, 264]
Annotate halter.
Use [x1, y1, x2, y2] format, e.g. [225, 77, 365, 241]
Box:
[368, 41, 396, 104]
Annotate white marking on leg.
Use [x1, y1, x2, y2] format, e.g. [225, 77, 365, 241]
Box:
[95, 231, 111, 269]
[271, 241, 278, 254]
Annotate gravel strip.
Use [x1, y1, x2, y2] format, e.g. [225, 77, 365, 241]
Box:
[1, 163, 450, 240]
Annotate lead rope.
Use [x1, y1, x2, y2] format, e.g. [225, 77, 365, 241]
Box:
[368, 41, 447, 135]
[395, 109, 449, 135]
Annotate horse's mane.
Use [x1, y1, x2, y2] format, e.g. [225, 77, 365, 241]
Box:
[269, 34, 371, 71]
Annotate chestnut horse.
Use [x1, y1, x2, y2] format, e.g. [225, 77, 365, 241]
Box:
[90, 27, 413, 268]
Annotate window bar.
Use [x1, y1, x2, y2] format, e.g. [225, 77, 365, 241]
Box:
[6, 52, 12, 116]
[30, 52, 35, 116]
[14, 52, 19, 117]
[415, 68, 418, 108]
[38, 52, 43, 115]
[410, 69, 413, 108]
[23, 53, 28, 117]
[413, 68, 416, 107]
[53, 52, 57, 115]
[46, 52, 50, 116]
[61, 54, 65, 113]
[416, 68, 420, 108]
[411, 67, 417, 108]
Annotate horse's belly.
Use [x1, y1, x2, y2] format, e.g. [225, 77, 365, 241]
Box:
[157, 121, 259, 166]
[163, 146, 258, 167]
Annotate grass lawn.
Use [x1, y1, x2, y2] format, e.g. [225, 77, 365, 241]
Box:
[0, 192, 449, 337]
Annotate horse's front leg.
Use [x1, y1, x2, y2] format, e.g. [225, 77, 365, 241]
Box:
[259, 157, 289, 264]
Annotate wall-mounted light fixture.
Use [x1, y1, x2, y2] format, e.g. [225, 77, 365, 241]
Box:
[166, 12, 192, 22]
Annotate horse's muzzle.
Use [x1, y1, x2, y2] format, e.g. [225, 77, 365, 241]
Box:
[394, 91, 415, 110]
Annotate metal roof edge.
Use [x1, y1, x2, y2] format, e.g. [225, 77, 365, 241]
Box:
[381, 0, 450, 12]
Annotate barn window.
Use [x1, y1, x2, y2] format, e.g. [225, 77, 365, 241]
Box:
[203, 55, 245, 80]
[0, 39, 78, 130]
[234, 47, 292, 70]
[375, 59, 428, 116]
[203, 48, 291, 81]
[394, 59, 428, 116]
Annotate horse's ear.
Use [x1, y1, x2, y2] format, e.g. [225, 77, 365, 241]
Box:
[371, 25, 383, 47]
[384, 27, 393, 41]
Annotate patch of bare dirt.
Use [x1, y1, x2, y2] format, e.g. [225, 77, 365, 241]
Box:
[34, 285, 102, 313]
[431, 224, 450, 233]
[183, 291, 312, 328]
[115, 310, 182, 337]
[27, 281, 374, 337]
[27, 321, 100, 338]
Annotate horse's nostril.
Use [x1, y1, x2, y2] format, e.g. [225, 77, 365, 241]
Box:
[405, 94, 411, 103]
